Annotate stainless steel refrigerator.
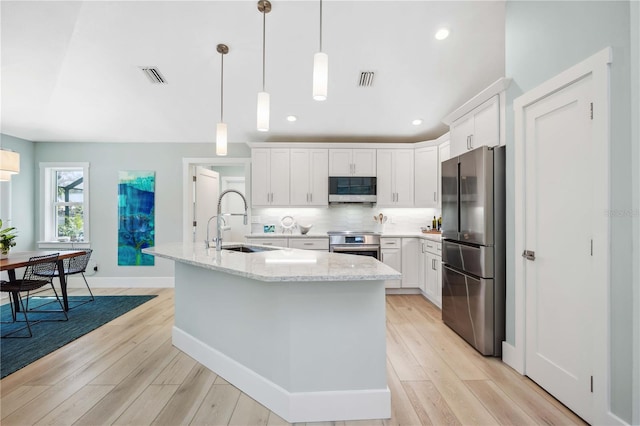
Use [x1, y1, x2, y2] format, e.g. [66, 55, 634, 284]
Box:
[441, 145, 505, 356]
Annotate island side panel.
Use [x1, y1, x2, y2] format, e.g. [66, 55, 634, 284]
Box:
[287, 280, 388, 392]
[173, 261, 292, 389]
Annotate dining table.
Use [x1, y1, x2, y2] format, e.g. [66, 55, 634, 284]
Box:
[1, 249, 87, 311]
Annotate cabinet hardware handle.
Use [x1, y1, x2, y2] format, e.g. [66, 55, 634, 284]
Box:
[310, 193, 313, 202]
[434, 192, 437, 202]
[304, 243, 313, 246]
[432, 259, 436, 270]
[469, 134, 474, 149]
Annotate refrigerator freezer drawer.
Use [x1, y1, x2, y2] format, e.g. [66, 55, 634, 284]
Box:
[442, 265, 499, 356]
[442, 240, 494, 278]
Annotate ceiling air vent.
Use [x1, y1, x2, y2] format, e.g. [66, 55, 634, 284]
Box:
[358, 71, 375, 87]
[141, 67, 167, 84]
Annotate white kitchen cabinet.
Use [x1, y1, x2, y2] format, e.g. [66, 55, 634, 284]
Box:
[449, 95, 499, 158]
[438, 141, 450, 209]
[401, 238, 421, 288]
[246, 237, 289, 248]
[377, 149, 414, 207]
[251, 148, 290, 207]
[422, 240, 442, 308]
[290, 149, 328, 206]
[288, 237, 329, 251]
[414, 146, 439, 208]
[328, 149, 376, 176]
[381, 237, 401, 289]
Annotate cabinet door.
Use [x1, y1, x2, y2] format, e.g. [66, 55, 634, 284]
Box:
[472, 95, 500, 149]
[401, 238, 421, 288]
[381, 248, 401, 288]
[424, 252, 442, 308]
[376, 150, 394, 205]
[438, 141, 450, 209]
[414, 147, 438, 207]
[394, 150, 414, 206]
[251, 149, 271, 206]
[290, 149, 311, 205]
[352, 149, 376, 176]
[269, 149, 290, 206]
[328, 149, 353, 176]
[449, 114, 473, 157]
[308, 149, 328, 206]
[434, 256, 442, 307]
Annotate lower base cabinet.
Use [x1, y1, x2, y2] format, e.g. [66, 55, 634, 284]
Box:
[245, 237, 328, 251]
[381, 238, 402, 288]
[422, 240, 442, 308]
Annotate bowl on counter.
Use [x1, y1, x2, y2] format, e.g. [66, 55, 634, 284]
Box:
[299, 224, 313, 235]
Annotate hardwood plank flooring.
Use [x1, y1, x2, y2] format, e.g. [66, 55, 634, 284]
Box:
[0, 289, 586, 425]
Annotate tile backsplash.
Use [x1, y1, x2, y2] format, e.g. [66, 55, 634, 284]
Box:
[251, 205, 440, 235]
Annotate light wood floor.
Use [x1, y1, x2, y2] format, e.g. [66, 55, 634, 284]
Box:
[0, 288, 586, 426]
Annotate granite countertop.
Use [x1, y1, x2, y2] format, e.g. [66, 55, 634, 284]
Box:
[143, 242, 401, 283]
[245, 233, 329, 239]
[381, 232, 442, 242]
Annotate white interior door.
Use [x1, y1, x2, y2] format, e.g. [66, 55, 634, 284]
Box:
[523, 73, 594, 422]
[221, 177, 247, 243]
[194, 167, 219, 245]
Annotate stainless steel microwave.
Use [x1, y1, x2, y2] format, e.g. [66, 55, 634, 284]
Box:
[328, 176, 377, 204]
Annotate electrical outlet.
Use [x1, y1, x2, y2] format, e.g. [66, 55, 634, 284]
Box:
[93, 264, 98, 272]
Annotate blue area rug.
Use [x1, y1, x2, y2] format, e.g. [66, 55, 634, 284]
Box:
[0, 295, 157, 379]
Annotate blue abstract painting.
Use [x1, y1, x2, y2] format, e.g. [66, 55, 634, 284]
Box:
[118, 171, 155, 266]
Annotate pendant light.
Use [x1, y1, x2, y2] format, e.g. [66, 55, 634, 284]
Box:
[216, 44, 229, 156]
[312, 0, 328, 101]
[257, 0, 271, 132]
[0, 149, 20, 181]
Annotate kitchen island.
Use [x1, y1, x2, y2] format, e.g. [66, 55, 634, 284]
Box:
[143, 242, 400, 423]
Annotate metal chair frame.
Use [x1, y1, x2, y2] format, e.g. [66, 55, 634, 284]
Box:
[1, 253, 68, 338]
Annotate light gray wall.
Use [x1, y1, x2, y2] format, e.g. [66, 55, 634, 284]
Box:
[505, 1, 635, 422]
[34, 142, 250, 279]
[0, 134, 36, 251]
[631, 1, 639, 423]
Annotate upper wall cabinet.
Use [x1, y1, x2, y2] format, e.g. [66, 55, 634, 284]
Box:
[290, 149, 328, 206]
[443, 77, 511, 159]
[328, 149, 376, 176]
[450, 95, 499, 157]
[377, 149, 414, 207]
[251, 148, 290, 207]
[414, 146, 439, 208]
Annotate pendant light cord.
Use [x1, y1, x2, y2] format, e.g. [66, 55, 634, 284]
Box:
[319, 0, 323, 52]
[262, 8, 266, 91]
[220, 52, 224, 122]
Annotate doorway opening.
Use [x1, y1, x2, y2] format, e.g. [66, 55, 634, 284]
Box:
[181, 157, 251, 244]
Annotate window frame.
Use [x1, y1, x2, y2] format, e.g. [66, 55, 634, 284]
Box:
[39, 162, 90, 246]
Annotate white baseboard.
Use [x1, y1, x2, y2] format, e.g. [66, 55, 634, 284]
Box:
[173, 327, 391, 423]
[66, 276, 174, 288]
[385, 288, 421, 295]
[501, 341, 524, 374]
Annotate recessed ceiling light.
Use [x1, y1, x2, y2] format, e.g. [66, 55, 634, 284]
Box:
[412, 119, 423, 126]
[435, 28, 450, 40]
[286, 115, 297, 122]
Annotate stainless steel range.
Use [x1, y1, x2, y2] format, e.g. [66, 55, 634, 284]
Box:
[328, 231, 381, 260]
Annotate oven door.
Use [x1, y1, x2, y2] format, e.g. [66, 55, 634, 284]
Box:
[330, 245, 380, 260]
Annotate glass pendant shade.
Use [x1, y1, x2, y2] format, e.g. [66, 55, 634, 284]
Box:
[313, 52, 328, 101]
[257, 91, 270, 132]
[216, 122, 228, 156]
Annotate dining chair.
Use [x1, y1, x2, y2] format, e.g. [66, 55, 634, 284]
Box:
[0, 253, 68, 338]
[51, 249, 95, 309]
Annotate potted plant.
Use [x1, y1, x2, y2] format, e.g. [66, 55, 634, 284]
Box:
[0, 219, 17, 258]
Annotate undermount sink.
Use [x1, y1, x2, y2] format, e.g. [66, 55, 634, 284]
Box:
[222, 244, 281, 253]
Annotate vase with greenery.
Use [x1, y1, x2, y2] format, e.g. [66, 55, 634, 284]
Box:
[0, 219, 17, 258]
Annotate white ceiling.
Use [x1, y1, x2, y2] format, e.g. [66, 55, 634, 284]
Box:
[1, 1, 505, 144]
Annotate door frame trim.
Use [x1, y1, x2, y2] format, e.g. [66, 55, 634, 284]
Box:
[181, 157, 251, 244]
[511, 47, 613, 424]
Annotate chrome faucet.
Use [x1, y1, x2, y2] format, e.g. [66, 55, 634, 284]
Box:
[205, 215, 226, 248]
[215, 189, 249, 251]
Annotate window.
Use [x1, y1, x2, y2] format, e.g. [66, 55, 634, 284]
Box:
[40, 163, 90, 243]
